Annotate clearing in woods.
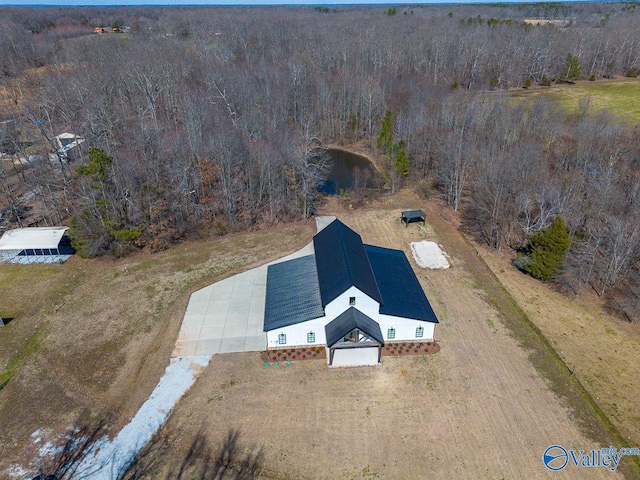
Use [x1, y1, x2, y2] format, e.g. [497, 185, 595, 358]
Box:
[145, 194, 631, 479]
[510, 77, 640, 124]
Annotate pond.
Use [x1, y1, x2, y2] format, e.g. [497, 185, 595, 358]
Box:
[318, 148, 378, 195]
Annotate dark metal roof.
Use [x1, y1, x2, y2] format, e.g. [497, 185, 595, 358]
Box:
[325, 307, 385, 347]
[364, 244, 439, 323]
[401, 209, 426, 220]
[313, 220, 382, 307]
[263, 255, 324, 331]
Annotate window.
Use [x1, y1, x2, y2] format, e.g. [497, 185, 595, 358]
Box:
[349, 297, 356, 306]
[307, 332, 315, 343]
[387, 328, 396, 339]
[416, 326, 424, 338]
[278, 333, 286, 345]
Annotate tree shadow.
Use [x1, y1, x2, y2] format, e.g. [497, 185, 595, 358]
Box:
[35, 416, 264, 480]
[125, 426, 264, 480]
[34, 417, 112, 480]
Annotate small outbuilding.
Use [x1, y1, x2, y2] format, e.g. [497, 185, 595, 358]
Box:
[0, 227, 74, 264]
[49, 133, 85, 163]
[401, 210, 426, 227]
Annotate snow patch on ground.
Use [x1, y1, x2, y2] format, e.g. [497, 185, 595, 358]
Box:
[5, 465, 29, 478]
[410, 241, 450, 269]
[7, 355, 211, 480]
[38, 440, 63, 458]
[75, 355, 211, 479]
[30, 429, 44, 443]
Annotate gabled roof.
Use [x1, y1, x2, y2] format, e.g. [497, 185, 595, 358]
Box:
[325, 307, 385, 347]
[0, 227, 69, 251]
[365, 244, 439, 323]
[313, 220, 382, 307]
[263, 255, 324, 331]
[401, 209, 426, 220]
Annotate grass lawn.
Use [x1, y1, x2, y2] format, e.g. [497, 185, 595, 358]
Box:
[479, 244, 640, 452]
[131, 195, 631, 479]
[0, 220, 315, 475]
[510, 77, 640, 124]
[1, 191, 638, 478]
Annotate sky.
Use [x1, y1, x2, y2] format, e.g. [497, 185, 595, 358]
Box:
[0, 0, 589, 5]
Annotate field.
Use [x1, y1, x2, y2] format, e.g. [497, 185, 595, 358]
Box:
[0, 221, 316, 474]
[510, 78, 640, 124]
[127, 194, 633, 479]
[479, 245, 640, 453]
[1, 192, 638, 478]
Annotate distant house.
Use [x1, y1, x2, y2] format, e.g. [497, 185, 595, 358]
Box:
[0, 227, 75, 264]
[264, 219, 438, 367]
[49, 132, 84, 163]
[93, 27, 107, 34]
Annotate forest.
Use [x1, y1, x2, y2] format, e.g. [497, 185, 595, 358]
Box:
[0, 3, 639, 319]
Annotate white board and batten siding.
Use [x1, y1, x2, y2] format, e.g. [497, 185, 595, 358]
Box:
[324, 286, 380, 319]
[266, 287, 435, 348]
[331, 346, 380, 367]
[267, 287, 376, 348]
[377, 314, 436, 342]
[266, 317, 329, 348]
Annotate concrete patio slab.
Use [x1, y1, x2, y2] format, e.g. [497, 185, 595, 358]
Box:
[171, 216, 334, 357]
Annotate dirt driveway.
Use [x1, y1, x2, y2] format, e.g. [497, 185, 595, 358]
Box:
[148, 200, 622, 479]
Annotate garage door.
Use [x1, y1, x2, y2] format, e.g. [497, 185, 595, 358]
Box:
[331, 346, 379, 367]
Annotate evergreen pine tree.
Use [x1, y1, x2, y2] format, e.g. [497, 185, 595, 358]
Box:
[376, 110, 394, 154]
[521, 216, 570, 281]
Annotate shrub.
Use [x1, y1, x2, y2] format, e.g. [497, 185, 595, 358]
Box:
[520, 216, 570, 281]
[540, 75, 552, 87]
[523, 77, 532, 88]
[625, 66, 639, 78]
[451, 81, 459, 90]
[589, 74, 596, 81]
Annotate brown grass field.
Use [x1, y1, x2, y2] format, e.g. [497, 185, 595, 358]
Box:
[478, 245, 640, 452]
[0, 221, 316, 475]
[131, 194, 635, 479]
[1, 191, 638, 478]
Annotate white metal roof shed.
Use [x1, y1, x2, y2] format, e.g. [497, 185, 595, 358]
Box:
[0, 227, 69, 250]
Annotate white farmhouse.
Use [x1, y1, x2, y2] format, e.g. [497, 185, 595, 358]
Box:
[264, 219, 438, 367]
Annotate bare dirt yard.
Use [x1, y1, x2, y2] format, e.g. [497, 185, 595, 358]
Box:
[478, 245, 640, 452]
[0, 221, 316, 475]
[139, 193, 630, 479]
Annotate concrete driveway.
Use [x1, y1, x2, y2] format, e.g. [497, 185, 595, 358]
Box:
[172, 217, 334, 357]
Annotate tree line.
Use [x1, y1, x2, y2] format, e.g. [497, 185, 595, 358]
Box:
[0, 4, 639, 316]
